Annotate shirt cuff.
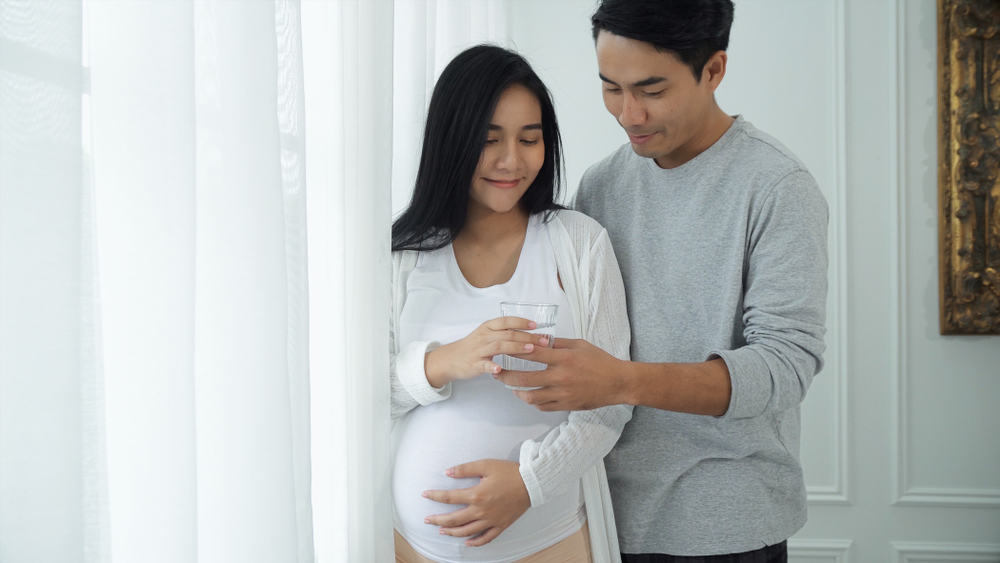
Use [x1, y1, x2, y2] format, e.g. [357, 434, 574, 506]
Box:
[518, 440, 544, 507]
[710, 347, 771, 420]
[397, 340, 450, 405]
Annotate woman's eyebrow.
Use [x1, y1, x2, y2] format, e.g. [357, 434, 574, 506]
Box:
[487, 123, 543, 131]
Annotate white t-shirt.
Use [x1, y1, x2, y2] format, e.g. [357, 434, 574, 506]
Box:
[393, 214, 583, 563]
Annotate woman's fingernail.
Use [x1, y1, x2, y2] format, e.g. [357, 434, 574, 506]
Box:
[445, 468, 454, 477]
[528, 321, 537, 329]
[523, 343, 533, 351]
[539, 336, 549, 345]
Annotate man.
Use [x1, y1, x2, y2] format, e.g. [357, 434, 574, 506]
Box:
[498, 0, 829, 560]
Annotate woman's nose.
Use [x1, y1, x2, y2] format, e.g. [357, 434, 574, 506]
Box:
[495, 141, 520, 169]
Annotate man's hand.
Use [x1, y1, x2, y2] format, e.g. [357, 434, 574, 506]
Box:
[422, 459, 530, 547]
[495, 338, 630, 411]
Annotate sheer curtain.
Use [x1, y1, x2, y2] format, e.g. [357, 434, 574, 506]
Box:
[88, 1, 315, 561]
[0, 0, 392, 561]
[302, 1, 394, 561]
[0, 3, 108, 563]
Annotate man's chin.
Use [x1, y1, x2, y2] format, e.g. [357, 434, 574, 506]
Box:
[628, 141, 660, 159]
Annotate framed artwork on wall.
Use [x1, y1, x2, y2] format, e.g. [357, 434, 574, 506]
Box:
[937, 0, 1000, 334]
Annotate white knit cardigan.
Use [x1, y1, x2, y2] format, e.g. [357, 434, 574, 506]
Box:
[390, 209, 632, 563]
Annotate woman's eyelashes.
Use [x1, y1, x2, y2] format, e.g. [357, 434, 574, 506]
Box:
[484, 137, 541, 145]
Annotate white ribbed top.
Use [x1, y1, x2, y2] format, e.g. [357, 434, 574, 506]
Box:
[392, 214, 581, 562]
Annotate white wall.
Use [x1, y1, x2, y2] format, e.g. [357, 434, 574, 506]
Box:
[503, 0, 1000, 560]
[506, 0, 620, 200]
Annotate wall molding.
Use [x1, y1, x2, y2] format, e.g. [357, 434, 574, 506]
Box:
[896, 486, 1000, 507]
[893, 541, 1000, 562]
[789, 538, 853, 562]
[890, 0, 1000, 508]
[890, 0, 911, 510]
[807, 0, 850, 506]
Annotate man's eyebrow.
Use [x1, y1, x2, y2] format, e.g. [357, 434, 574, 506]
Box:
[633, 76, 666, 88]
[599, 74, 667, 88]
[488, 123, 543, 131]
[599, 73, 618, 85]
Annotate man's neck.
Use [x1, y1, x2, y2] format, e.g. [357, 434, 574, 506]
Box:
[654, 109, 734, 169]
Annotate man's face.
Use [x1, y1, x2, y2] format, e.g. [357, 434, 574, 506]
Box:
[596, 30, 719, 169]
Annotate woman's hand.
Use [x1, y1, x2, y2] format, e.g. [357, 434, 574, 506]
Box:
[422, 459, 531, 547]
[424, 316, 549, 388]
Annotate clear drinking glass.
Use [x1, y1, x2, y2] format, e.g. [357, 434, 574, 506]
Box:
[498, 301, 557, 390]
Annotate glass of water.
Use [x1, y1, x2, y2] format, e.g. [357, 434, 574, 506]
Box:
[498, 301, 557, 390]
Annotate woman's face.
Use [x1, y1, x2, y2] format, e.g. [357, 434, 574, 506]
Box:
[468, 84, 545, 217]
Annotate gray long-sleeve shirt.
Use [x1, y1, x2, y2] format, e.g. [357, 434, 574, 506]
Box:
[575, 116, 828, 556]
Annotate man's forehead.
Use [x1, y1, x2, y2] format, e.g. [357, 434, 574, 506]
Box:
[596, 32, 682, 61]
[596, 38, 685, 81]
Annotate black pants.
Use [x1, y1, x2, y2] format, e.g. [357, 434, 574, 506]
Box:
[622, 540, 787, 563]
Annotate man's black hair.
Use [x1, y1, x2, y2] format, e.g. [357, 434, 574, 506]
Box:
[592, 0, 735, 80]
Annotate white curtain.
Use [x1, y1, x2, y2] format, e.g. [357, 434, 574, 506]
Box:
[391, 0, 509, 215]
[302, 0, 394, 561]
[0, 0, 392, 561]
[0, 2, 108, 563]
[87, 2, 313, 561]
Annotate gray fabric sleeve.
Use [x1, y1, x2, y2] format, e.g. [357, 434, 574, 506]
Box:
[712, 169, 829, 419]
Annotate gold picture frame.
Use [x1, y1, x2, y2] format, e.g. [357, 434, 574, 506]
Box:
[937, 0, 1000, 334]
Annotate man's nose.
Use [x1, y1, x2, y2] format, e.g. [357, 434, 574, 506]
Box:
[619, 93, 646, 127]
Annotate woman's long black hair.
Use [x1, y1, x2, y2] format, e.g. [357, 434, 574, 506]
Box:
[391, 45, 564, 252]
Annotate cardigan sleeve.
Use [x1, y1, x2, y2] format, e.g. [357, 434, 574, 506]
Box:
[391, 341, 448, 420]
[518, 221, 634, 505]
[390, 251, 450, 421]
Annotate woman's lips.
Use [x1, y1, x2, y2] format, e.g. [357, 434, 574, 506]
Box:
[485, 178, 521, 188]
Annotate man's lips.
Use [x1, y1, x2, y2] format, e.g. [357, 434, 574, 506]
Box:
[627, 132, 657, 144]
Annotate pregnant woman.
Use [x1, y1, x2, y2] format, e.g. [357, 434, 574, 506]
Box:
[390, 45, 632, 563]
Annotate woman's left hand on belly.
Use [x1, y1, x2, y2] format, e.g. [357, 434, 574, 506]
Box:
[422, 458, 531, 547]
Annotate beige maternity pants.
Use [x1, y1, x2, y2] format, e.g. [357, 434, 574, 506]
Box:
[394, 522, 593, 563]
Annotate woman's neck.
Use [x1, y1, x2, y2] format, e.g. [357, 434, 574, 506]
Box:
[451, 206, 531, 288]
[455, 205, 530, 248]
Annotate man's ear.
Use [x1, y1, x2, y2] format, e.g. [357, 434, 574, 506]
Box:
[702, 50, 728, 92]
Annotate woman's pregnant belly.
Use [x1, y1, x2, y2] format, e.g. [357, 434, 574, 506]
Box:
[392, 375, 582, 562]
